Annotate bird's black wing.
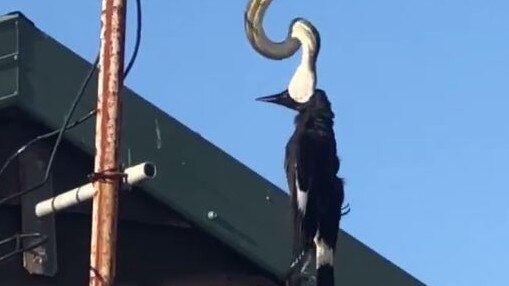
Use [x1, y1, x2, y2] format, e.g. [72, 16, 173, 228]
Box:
[285, 136, 302, 257]
[286, 129, 339, 258]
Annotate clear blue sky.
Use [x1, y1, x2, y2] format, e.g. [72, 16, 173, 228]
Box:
[3, 1, 508, 285]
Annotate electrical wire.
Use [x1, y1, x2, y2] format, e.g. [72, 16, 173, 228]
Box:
[0, 0, 142, 263]
[124, 0, 142, 78]
[0, 55, 99, 207]
[0, 0, 142, 207]
[0, 233, 48, 262]
[0, 109, 97, 188]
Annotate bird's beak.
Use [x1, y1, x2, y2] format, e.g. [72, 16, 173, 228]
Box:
[255, 90, 294, 108]
[255, 93, 282, 103]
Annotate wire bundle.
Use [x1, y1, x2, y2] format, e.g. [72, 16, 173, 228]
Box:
[0, 0, 142, 263]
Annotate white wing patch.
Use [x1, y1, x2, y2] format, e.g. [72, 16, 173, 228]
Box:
[314, 233, 334, 267]
[295, 170, 307, 215]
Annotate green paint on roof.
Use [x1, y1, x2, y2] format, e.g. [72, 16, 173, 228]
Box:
[0, 12, 424, 286]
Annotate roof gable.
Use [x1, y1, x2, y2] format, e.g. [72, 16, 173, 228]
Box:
[0, 12, 424, 285]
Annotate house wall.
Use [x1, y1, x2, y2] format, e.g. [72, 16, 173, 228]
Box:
[0, 112, 279, 286]
[0, 208, 279, 286]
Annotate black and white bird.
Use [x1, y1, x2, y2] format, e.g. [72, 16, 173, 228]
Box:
[256, 19, 346, 286]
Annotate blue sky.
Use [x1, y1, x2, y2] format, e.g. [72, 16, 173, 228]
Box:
[3, 1, 508, 285]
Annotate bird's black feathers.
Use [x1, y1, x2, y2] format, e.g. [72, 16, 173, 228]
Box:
[284, 89, 343, 254]
[285, 90, 344, 286]
[258, 88, 344, 286]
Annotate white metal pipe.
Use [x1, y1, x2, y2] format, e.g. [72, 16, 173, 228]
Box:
[35, 162, 156, 218]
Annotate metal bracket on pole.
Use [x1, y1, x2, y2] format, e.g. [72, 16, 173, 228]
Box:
[34, 162, 156, 218]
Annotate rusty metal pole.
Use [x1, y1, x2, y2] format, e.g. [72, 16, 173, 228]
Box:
[89, 0, 126, 285]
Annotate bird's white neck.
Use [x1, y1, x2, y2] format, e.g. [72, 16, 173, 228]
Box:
[288, 21, 319, 103]
[299, 37, 317, 68]
[288, 59, 316, 103]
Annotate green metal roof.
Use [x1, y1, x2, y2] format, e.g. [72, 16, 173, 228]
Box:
[0, 12, 425, 285]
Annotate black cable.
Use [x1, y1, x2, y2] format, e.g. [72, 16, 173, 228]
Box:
[124, 0, 142, 78]
[0, 109, 97, 189]
[0, 55, 99, 207]
[0, 233, 48, 263]
[0, 0, 142, 207]
[0, 0, 142, 263]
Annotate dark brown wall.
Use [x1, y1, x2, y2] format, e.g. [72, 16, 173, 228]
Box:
[0, 207, 278, 286]
[0, 111, 278, 286]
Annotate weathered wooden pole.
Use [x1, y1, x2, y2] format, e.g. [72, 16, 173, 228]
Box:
[89, 0, 127, 285]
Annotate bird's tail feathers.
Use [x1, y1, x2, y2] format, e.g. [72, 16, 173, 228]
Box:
[316, 264, 334, 286]
[315, 237, 335, 286]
